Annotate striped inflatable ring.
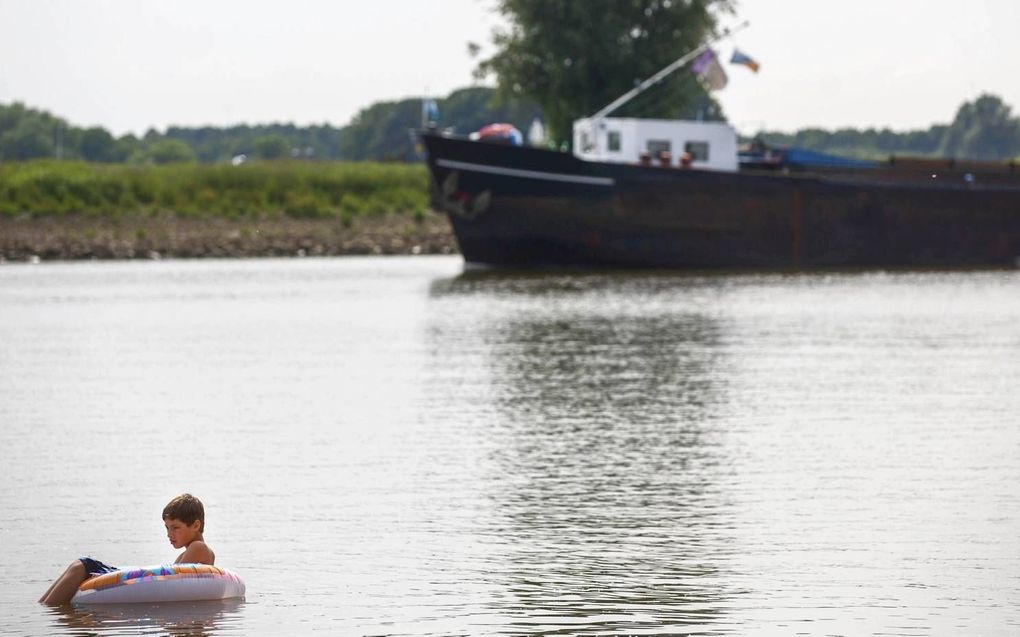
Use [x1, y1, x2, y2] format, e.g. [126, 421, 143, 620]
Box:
[72, 563, 245, 604]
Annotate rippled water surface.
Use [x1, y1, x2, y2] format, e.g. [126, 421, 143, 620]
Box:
[1, 256, 1018, 636]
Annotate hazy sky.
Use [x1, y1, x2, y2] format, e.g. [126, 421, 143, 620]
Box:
[1, 0, 1018, 137]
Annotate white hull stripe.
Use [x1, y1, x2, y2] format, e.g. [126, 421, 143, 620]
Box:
[436, 159, 615, 187]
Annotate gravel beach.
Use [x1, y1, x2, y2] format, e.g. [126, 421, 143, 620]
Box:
[0, 213, 457, 262]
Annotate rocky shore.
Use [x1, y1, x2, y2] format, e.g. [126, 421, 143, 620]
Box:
[0, 213, 458, 262]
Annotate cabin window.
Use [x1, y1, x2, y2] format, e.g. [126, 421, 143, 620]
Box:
[646, 140, 671, 156]
[581, 131, 594, 152]
[684, 141, 710, 161]
[608, 131, 621, 152]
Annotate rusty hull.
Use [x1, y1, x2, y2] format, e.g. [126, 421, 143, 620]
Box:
[423, 132, 1020, 270]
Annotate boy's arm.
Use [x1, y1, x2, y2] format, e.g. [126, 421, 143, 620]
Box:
[175, 541, 215, 565]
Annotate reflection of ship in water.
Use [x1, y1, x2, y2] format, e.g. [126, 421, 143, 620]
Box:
[428, 271, 736, 634]
[46, 598, 244, 636]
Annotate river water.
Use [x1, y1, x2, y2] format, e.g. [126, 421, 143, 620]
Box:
[1, 256, 1018, 636]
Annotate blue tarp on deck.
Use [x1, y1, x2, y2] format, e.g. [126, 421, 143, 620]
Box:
[782, 148, 877, 169]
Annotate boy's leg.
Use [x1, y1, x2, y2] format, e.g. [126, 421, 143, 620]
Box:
[38, 565, 69, 603]
[39, 561, 88, 605]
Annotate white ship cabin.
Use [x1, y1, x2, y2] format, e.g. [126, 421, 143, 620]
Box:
[572, 117, 739, 172]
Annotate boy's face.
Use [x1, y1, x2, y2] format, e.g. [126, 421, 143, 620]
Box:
[164, 517, 202, 549]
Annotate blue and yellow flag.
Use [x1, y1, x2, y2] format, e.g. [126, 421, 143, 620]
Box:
[730, 49, 760, 73]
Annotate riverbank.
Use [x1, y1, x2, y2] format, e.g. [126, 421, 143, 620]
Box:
[0, 213, 457, 262]
[0, 159, 460, 262]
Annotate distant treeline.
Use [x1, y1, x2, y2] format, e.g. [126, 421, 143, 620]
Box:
[0, 87, 540, 164]
[2, 91, 1019, 163]
[754, 94, 1020, 162]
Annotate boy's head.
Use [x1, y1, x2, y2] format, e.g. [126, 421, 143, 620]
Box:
[163, 493, 205, 533]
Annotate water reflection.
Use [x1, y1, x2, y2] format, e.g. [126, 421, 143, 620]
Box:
[429, 271, 734, 634]
[5, 259, 1017, 635]
[44, 599, 244, 637]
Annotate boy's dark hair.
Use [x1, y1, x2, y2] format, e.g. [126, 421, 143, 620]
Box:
[163, 493, 205, 532]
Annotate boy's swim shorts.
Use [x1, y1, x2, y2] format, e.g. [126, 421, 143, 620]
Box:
[79, 557, 118, 576]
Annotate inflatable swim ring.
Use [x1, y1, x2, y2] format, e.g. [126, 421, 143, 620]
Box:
[72, 563, 245, 604]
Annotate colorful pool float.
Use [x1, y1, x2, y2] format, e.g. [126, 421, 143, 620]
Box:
[72, 563, 245, 604]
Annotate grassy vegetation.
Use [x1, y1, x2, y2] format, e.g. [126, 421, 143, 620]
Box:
[0, 160, 430, 224]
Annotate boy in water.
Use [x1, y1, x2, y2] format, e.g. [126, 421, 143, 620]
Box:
[39, 493, 215, 605]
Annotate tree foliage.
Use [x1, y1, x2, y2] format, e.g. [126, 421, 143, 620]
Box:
[0, 89, 538, 164]
[80, 127, 119, 162]
[339, 87, 540, 161]
[4, 90, 1020, 164]
[165, 123, 343, 162]
[474, 0, 734, 142]
[339, 98, 423, 162]
[758, 126, 947, 161]
[0, 102, 138, 162]
[938, 94, 1020, 160]
[254, 135, 290, 160]
[439, 86, 541, 137]
[0, 103, 59, 160]
[758, 94, 1020, 161]
[140, 139, 197, 164]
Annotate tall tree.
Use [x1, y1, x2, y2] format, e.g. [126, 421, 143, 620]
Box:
[339, 98, 422, 162]
[474, 0, 735, 143]
[0, 118, 55, 160]
[439, 86, 540, 137]
[939, 94, 1020, 161]
[142, 139, 197, 164]
[80, 127, 119, 162]
[0, 102, 63, 160]
[254, 135, 290, 160]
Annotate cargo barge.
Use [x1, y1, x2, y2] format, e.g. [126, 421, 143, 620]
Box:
[423, 128, 1020, 269]
[422, 26, 1020, 270]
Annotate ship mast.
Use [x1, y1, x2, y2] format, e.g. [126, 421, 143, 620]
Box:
[589, 21, 749, 120]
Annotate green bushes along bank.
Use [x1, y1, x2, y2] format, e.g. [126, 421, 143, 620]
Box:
[0, 160, 430, 223]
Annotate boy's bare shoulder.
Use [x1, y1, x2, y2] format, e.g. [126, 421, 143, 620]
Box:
[176, 540, 216, 565]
